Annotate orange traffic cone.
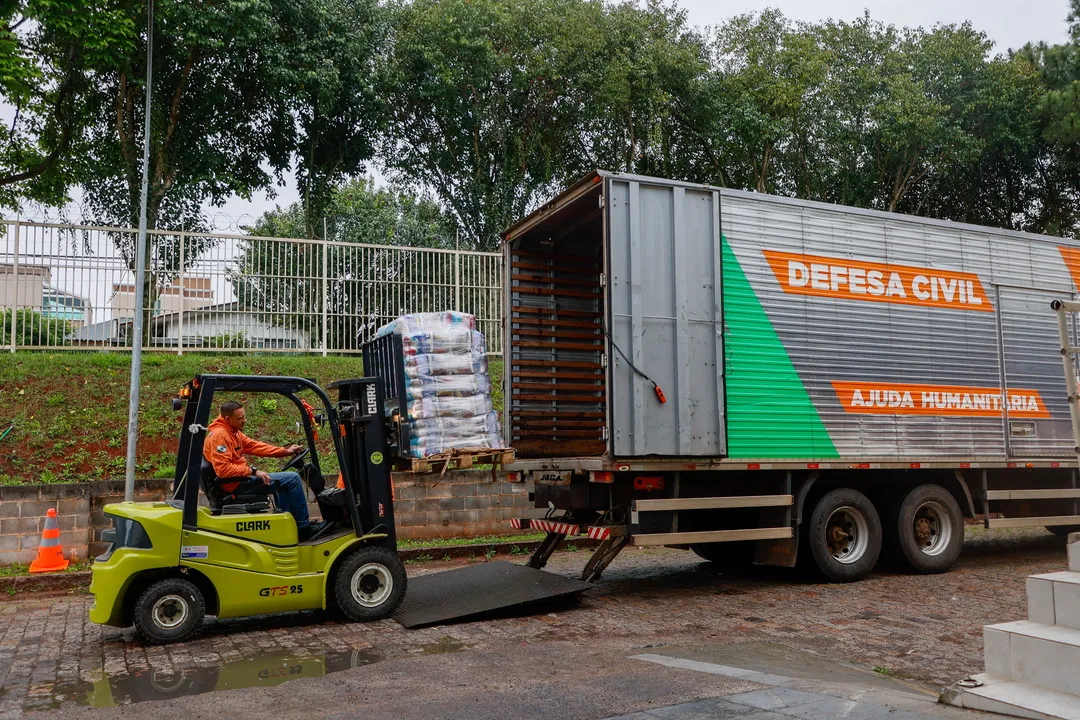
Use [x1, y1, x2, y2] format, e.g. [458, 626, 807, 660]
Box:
[29, 508, 69, 573]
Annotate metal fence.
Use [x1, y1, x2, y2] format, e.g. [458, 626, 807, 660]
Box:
[0, 220, 504, 354]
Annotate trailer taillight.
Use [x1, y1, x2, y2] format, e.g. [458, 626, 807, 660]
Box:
[633, 476, 664, 491]
[507, 471, 522, 483]
[590, 471, 614, 484]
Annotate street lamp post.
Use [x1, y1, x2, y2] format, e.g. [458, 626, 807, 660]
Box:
[124, 0, 154, 502]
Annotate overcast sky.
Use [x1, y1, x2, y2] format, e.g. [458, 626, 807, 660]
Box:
[206, 0, 1073, 228]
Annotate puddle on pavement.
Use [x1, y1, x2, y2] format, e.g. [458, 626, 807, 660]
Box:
[35, 646, 381, 709]
[417, 635, 470, 655]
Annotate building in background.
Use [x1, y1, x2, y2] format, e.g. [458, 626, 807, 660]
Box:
[152, 301, 310, 349]
[42, 287, 92, 327]
[0, 263, 50, 312]
[1, 264, 92, 327]
[110, 275, 215, 318]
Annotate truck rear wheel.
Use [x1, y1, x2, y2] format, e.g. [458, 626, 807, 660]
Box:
[132, 577, 205, 645]
[893, 484, 964, 574]
[334, 545, 407, 622]
[807, 488, 881, 583]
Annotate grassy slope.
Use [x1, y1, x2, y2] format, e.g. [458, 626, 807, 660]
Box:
[0, 352, 503, 484]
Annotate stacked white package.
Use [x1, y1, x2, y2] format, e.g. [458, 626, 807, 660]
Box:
[375, 312, 504, 458]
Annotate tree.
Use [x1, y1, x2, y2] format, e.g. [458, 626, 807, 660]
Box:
[232, 179, 461, 349]
[382, 0, 600, 250]
[706, 10, 829, 194]
[78, 0, 298, 234]
[0, 0, 134, 209]
[564, 1, 709, 182]
[280, 0, 389, 239]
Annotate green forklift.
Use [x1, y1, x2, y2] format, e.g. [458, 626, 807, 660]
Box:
[89, 375, 407, 644]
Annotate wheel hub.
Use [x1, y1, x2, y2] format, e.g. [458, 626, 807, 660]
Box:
[351, 563, 393, 608]
[151, 594, 189, 629]
[825, 506, 870, 565]
[912, 500, 952, 557]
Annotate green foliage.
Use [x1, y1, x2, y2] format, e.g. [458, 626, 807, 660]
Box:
[382, 0, 600, 250]
[6, 0, 1080, 244]
[0, 0, 135, 209]
[0, 351, 505, 484]
[201, 331, 251, 350]
[73, 0, 386, 247]
[1, 309, 71, 347]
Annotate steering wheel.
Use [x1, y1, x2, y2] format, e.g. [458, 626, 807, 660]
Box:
[281, 447, 309, 472]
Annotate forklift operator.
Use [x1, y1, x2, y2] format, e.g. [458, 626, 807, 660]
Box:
[203, 401, 326, 541]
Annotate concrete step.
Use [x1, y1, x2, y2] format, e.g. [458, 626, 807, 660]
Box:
[1028, 571, 1080, 630]
[948, 674, 1080, 720]
[985, 620, 1080, 696]
[1070, 536, 1078, 572]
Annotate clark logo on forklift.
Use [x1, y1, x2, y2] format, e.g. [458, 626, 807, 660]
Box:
[365, 383, 378, 416]
[236, 520, 271, 532]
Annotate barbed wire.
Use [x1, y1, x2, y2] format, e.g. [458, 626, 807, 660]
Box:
[7, 200, 265, 234]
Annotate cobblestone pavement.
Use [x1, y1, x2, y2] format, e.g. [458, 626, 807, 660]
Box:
[0, 527, 1068, 718]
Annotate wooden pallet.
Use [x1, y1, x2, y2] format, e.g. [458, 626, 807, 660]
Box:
[393, 448, 517, 478]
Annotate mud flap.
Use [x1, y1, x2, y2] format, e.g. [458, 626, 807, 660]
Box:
[392, 561, 592, 629]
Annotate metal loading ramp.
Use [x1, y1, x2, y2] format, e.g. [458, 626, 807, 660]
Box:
[393, 561, 592, 628]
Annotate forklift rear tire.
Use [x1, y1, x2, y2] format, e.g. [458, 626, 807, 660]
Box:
[132, 577, 205, 645]
[334, 545, 407, 622]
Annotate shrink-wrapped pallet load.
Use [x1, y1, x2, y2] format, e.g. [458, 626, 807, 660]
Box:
[375, 312, 504, 458]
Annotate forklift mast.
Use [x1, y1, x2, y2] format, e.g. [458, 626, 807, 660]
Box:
[331, 378, 397, 545]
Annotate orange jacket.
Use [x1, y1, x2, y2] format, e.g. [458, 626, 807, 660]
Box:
[203, 416, 292, 479]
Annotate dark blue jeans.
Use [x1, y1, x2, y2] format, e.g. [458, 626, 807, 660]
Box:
[267, 471, 310, 529]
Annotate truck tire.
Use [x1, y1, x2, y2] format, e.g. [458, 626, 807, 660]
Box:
[807, 488, 881, 582]
[133, 577, 205, 645]
[893, 484, 964, 574]
[690, 542, 754, 573]
[334, 545, 407, 622]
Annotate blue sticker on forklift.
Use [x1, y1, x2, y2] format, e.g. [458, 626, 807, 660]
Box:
[181, 545, 209, 559]
[371, 451, 384, 465]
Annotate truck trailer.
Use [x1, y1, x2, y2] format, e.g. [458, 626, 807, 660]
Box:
[496, 170, 1080, 583]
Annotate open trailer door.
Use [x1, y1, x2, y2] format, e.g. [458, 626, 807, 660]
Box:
[605, 175, 726, 458]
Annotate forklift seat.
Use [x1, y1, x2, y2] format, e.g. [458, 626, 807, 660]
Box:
[199, 457, 274, 515]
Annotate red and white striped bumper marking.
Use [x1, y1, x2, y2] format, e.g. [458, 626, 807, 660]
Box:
[530, 519, 580, 535]
[511, 519, 615, 540]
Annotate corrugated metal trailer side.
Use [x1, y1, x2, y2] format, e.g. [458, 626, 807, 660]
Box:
[720, 188, 1077, 461]
[502, 171, 1080, 586]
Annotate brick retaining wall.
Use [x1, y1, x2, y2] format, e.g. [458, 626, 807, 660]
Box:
[0, 471, 528, 565]
[392, 471, 531, 540]
[0, 480, 167, 565]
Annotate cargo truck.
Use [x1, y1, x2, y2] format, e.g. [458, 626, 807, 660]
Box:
[495, 170, 1080, 584]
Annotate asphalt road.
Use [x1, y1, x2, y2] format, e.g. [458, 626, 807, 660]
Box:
[1, 526, 1069, 719]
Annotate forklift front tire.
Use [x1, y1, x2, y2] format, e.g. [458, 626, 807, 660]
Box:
[133, 577, 206, 645]
[334, 546, 407, 622]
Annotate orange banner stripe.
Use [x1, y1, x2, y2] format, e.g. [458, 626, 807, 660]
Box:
[831, 381, 1050, 419]
[763, 250, 993, 312]
[1059, 246, 1080, 291]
